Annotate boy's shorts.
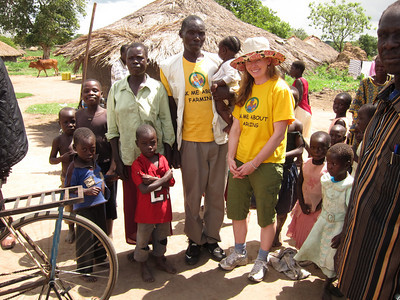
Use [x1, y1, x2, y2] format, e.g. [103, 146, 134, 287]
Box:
[227, 160, 283, 228]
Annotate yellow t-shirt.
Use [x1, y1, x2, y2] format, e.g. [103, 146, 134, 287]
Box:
[232, 77, 295, 164]
[160, 58, 214, 142]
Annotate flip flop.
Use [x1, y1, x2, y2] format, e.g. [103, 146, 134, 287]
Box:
[1, 234, 16, 250]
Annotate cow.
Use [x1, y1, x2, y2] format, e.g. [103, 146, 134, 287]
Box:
[29, 59, 59, 77]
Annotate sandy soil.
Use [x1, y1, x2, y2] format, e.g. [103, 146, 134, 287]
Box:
[2, 75, 348, 299]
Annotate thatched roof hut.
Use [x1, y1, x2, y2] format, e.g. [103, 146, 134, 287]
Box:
[0, 41, 25, 62]
[55, 0, 338, 96]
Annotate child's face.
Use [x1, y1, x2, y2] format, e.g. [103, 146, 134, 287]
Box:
[309, 136, 329, 161]
[355, 111, 369, 133]
[333, 96, 349, 116]
[218, 43, 227, 61]
[329, 127, 346, 145]
[74, 136, 96, 163]
[59, 110, 76, 136]
[289, 65, 299, 78]
[136, 130, 157, 159]
[82, 81, 102, 108]
[326, 152, 348, 180]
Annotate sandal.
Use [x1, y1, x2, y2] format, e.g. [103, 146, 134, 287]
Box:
[1, 234, 16, 250]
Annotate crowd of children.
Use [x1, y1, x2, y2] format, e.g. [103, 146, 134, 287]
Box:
[45, 34, 384, 298]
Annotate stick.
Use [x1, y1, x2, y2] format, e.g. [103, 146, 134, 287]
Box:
[79, 2, 97, 108]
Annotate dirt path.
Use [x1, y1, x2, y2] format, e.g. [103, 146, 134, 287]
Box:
[2, 75, 346, 299]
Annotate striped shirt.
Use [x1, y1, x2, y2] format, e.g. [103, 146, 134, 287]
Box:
[337, 80, 400, 299]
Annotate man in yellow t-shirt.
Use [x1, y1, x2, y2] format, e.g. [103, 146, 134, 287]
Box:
[160, 15, 234, 265]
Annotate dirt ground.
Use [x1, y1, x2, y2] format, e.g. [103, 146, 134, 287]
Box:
[2, 75, 350, 299]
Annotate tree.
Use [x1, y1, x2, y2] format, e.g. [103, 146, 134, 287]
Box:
[308, 0, 371, 52]
[292, 28, 309, 40]
[216, 0, 293, 39]
[357, 34, 378, 58]
[0, 0, 87, 58]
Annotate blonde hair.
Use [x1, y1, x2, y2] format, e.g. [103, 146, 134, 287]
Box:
[236, 61, 280, 107]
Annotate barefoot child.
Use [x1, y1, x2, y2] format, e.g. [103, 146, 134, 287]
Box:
[273, 86, 304, 247]
[287, 131, 330, 249]
[132, 124, 176, 282]
[295, 143, 354, 300]
[328, 92, 351, 133]
[65, 127, 108, 282]
[211, 36, 241, 133]
[76, 79, 118, 238]
[49, 106, 76, 243]
[329, 124, 347, 146]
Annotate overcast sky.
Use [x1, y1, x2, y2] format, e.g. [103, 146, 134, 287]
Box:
[78, 0, 393, 38]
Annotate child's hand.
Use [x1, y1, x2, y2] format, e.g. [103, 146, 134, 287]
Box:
[211, 83, 218, 93]
[141, 174, 158, 185]
[331, 233, 343, 249]
[223, 124, 232, 134]
[300, 203, 311, 215]
[60, 151, 75, 163]
[84, 186, 101, 196]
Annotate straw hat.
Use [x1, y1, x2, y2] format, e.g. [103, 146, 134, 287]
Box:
[230, 37, 285, 71]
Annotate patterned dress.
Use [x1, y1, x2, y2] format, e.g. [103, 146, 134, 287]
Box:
[294, 173, 353, 278]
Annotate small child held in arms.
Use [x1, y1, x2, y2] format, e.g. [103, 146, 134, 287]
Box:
[65, 127, 109, 282]
[352, 104, 377, 176]
[49, 106, 76, 243]
[295, 143, 354, 300]
[328, 92, 352, 133]
[290, 61, 312, 140]
[287, 131, 330, 249]
[273, 86, 304, 247]
[76, 79, 118, 238]
[131, 124, 176, 282]
[329, 124, 347, 146]
[211, 36, 241, 133]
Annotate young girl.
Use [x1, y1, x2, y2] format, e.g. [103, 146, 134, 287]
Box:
[328, 92, 351, 133]
[273, 86, 304, 247]
[287, 131, 330, 249]
[211, 36, 241, 133]
[76, 79, 118, 237]
[295, 143, 354, 300]
[219, 37, 294, 283]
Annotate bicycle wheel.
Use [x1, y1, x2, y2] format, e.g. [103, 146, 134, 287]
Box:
[0, 211, 118, 300]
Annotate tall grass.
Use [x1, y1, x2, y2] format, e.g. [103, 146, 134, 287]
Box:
[306, 65, 360, 92]
[5, 50, 78, 76]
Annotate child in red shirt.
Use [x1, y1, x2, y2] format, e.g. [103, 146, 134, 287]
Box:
[131, 124, 176, 282]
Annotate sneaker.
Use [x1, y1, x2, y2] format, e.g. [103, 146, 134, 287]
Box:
[218, 250, 248, 271]
[204, 243, 226, 261]
[248, 259, 268, 283]
[185, 240, 201, 265]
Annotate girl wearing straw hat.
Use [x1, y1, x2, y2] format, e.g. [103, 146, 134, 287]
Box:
[219, 37, 295, 282]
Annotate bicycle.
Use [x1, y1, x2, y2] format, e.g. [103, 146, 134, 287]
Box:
[0, 186, 118, 299]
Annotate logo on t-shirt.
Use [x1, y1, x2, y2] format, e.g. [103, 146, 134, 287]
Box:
[245, 97, 259, 113]
[189, 72, 206, 88]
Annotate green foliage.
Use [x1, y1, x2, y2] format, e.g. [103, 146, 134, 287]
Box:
[357, 34, 378, 58]
[291, 28, 309, 40]
[26, 102, 79, 115]
[0, 0, 87, 58]
[308, 0, 371, 52]
[15, 92, 33, 99]
[5, 50, 75, 76]
[0, 35, 17, 48]
[306, 65, 360, 92]
[216, 0, 293, 38]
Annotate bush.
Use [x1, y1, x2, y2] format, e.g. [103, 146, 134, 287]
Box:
[306, 65, 360, 92]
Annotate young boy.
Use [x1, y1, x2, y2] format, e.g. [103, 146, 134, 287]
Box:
[290, 60, 312, 139]
[65, 127, 108, 282]
[329, 92, 351, 132]
[329, 124, 347, 146]
[131, 124, 176, 282]
[76, 79, 117, 238]
[49, 106, 76, 243]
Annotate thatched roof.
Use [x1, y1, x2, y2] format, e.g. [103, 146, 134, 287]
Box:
[55, 0, 338, 73]
[0, 41, 25, 57]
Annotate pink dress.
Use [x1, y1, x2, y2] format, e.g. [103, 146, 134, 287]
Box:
[287, 158, 327, 249]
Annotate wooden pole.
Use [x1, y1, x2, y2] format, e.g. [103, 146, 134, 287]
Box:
[79, 2, 97, 108]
